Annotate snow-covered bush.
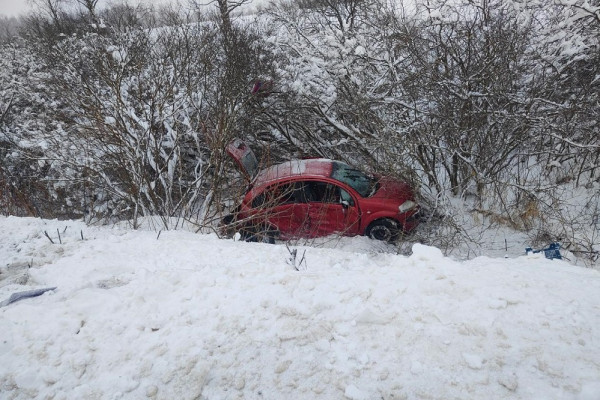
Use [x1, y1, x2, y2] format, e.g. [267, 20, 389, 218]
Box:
[1, 0, 597, 264]
[3, 3, 273, 228]
[251, 0, 599, 263]
[0, 40, 63, 218]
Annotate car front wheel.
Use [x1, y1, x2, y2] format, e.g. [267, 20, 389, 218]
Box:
[366, 219, 400, 242]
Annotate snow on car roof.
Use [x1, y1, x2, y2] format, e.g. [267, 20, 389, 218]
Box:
[253, 158, 334, 185]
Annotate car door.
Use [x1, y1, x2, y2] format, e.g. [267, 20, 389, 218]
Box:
[305, 181, 360, 238]
[253, 181, 310, 239]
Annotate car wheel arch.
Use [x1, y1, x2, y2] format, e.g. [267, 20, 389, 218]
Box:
[364, 217, 402, 242]
[361, 211, 401, 230]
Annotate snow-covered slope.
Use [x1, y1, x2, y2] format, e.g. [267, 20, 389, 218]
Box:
[1, 217, 599, 400]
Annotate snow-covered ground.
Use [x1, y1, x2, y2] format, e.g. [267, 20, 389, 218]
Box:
[1, 216, 599, 400]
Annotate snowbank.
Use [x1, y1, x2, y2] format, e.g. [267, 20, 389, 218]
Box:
[1, 217, 599, 399]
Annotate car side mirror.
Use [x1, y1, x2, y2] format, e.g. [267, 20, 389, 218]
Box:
[341, 200, 350, 209]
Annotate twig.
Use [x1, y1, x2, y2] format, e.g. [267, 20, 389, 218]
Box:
[56, 228, 62, 244]
[43, 231, 55, 244]
[285, 243, 307, 271]
[157, 230, 162, 240]
[285, 243, 298, 270]
[298, 249, 307, 270]
[81, 230, 84, 240]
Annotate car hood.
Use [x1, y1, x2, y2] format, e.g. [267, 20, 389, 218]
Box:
[371, 176, 414, 201]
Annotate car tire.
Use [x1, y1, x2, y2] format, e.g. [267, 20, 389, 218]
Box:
[366, 219, 400, 242]
[242, 224, 277, 244]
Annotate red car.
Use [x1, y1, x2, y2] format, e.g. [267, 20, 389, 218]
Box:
[225, 139, 420, 243]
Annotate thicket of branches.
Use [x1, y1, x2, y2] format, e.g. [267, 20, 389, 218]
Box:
[0, 0, 598, 262]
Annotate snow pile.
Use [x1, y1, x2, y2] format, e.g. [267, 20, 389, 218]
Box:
[1, 217, 599, 399]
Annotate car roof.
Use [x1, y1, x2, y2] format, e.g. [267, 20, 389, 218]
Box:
[253, 158, 334, 186]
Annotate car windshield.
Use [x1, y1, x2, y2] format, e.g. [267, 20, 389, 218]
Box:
[330, 161, 375, 197]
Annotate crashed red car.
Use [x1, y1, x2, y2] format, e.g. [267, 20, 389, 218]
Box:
[224, 139, 420, 243]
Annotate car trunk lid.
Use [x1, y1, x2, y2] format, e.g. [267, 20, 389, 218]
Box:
[226, 138, 259, 181]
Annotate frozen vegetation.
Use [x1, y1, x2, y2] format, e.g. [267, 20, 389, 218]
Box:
[0, 0, 599, 397]
[1, 0, 598, 264]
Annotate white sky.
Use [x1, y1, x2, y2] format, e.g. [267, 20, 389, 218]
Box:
[0, 0, 272, 18]
[0, 0, 196, 18]
[0, 0, 32, 17]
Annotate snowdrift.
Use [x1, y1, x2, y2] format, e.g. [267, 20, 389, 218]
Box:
[1, 217, 599, 399]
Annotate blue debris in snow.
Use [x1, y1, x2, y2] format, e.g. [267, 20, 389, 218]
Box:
[525, 242, 562, 260]
[0, 287, 57, 307]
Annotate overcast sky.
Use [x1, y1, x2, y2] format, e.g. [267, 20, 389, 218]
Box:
[0, 0, 33, 17]
[0, 0, 200, 18]
[0, 0, 273, 18]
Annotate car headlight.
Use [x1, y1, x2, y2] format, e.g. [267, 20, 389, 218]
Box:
[398, 200, 417, 213]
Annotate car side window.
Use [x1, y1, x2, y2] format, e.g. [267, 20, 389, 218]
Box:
[252, 181, 354, 208]
[252, 182, 307, 208]
[340, 188, 355, 206]
[307, 182, 341, 203]
[292, 182, 312, 203]
[251, 192, 266, 208]
[275, 183, 296, 204]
